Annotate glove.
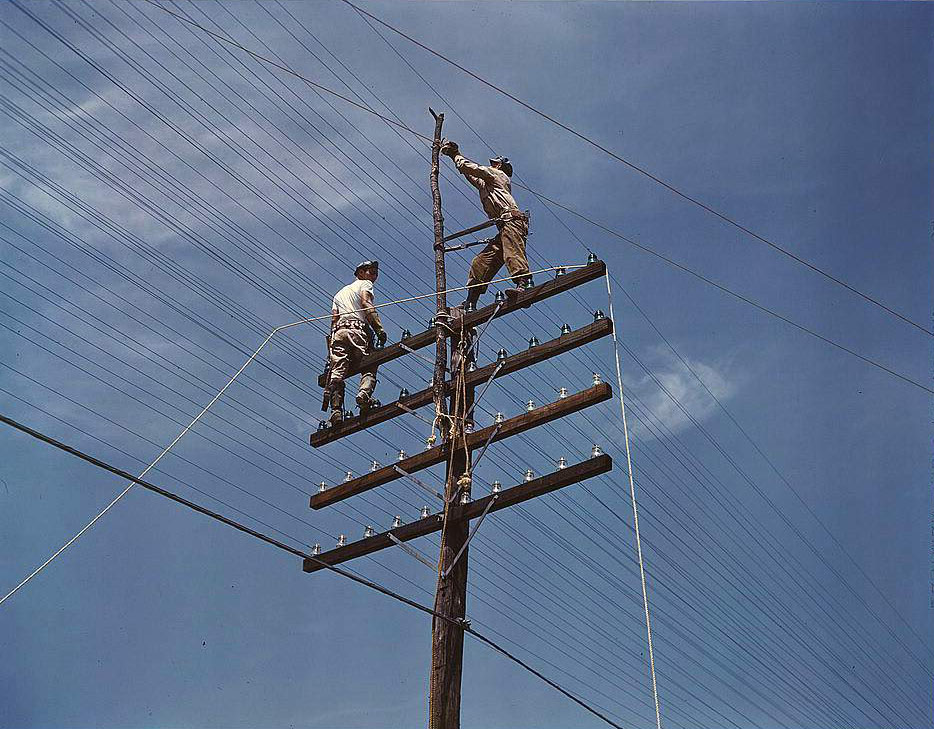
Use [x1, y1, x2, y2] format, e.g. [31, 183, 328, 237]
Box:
[375, 328, 388, 346]
[440, 139, 459, 158]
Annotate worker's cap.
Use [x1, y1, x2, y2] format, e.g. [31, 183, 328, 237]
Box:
[354, 260, 379, 276]
[489, 155, 513, 176]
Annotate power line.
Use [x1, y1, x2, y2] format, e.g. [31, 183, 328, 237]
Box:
[338, 0, 933, 339]
[0, 410, 628, 729]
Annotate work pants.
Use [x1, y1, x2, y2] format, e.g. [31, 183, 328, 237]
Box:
[466, 217, 530, 297]
[327, 326, 376, 408]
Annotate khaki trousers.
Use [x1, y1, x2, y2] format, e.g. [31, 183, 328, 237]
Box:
[466, 217, 530, 296]
[327, 326, 376, 406]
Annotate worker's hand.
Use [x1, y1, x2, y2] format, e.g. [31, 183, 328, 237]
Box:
[440, 139, 459, 158]
[375, 327, 388, 346]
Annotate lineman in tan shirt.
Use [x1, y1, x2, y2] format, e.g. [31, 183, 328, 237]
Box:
[326, 260, 387, 425]
[440, 141, 530, 309]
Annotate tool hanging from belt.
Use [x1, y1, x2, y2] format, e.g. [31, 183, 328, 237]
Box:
[442, 210, 530, 252]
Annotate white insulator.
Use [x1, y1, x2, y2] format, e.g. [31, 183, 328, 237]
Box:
[524, 468, 534, 482]
[392, 516, 402, 529]
[420, 506, 430, 519]
[337, 534, 346, 547]
[558, 387, 569, 399]
[364, 525, 375, 538]
[526, 399, 535, 412]
[592, 372, 602, 386]
[555, 266, 567, 277]
[560, 323, 571, 335]
[494, 412, 505, 424]
[398, 449, 407, 461]
[491, 481, 502, 494]
[370, 460, 380, 472]
[318, 481, 328, 493]
[460, 491, 471, 505]
[343, 470, 353, 482]
[311, 543, 320, 556]
[557, 457, 568, 470]
[591, 444, 604, 457]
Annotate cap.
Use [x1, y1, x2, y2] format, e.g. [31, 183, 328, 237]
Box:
[354, 260, 379, 276]
[489, 155, 513, 176]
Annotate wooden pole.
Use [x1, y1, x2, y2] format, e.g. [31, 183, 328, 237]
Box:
[428, 109, 468, 729]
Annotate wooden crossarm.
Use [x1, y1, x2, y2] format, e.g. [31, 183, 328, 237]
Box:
[310, 318, 613, 447]
[316, 260, 606, 387]
[303, 454, 612, 572]
[309, 382, 611, 510]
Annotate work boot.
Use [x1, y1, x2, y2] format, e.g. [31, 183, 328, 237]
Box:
[356, 391, 373, 413]
[504, 277, 534, 308]
[329, 387, 345, 425]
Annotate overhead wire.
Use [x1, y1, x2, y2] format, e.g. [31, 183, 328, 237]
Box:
[338, 0, 933, 339]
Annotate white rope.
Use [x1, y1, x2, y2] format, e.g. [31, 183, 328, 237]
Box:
[605, 271, 663, 729]
[1, 264, 581, 606]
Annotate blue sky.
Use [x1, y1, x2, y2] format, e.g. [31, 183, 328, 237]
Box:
[1, 1, 931, 727]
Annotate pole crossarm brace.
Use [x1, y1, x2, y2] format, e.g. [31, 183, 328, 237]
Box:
[303, 454, 612, 572]
[315, 260, 607, 388]
[310, 317, 613, 447]
[310, 383, 612, 510]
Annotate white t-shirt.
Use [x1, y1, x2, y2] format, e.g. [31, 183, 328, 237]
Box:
[332, 278, 374, 321]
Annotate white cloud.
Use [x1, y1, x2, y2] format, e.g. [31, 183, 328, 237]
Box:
[628, 345, 739, 439]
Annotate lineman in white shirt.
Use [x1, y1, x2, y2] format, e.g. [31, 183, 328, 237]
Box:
[326, 260, 387, 425]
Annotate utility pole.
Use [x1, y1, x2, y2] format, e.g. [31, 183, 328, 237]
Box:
[426, 106, 471, 729]
[305, 110, 614, 729]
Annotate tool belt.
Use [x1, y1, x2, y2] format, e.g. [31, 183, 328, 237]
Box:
[335, 316, 371, 332]
[496, 209, 530, 227]
[334, 316, 375, 350]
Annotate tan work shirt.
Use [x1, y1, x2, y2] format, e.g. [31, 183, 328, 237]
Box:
[453, 154, 520, 219]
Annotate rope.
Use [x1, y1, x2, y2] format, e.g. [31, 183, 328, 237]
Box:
[1, 264, 579, 603]
[605, 271, 663, 729]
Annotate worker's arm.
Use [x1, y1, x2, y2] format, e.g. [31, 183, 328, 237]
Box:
[360, 290, 387, 345]
[330, 308, 339, 334]
[453, 154, 497, 185]
[440, 140, 496, 187]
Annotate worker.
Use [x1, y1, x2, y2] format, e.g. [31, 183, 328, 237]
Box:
[326, 260, 387, 425]
[440, 140, 531, 309]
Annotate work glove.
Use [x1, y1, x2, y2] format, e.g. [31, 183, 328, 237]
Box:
[375, 327, 388, 346]
[440, 139, 459, 158]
